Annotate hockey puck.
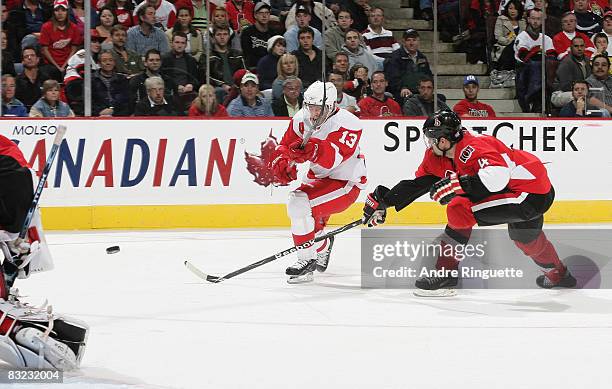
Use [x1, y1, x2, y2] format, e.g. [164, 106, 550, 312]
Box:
[106, 245, 120, 254]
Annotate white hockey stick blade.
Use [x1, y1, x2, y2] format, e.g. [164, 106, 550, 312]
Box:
[184, 261, 223, 283]
[413, 289, 458, 297]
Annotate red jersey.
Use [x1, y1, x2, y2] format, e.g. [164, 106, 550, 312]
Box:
[357, 95, 402, 117]
[114, 7, 135, 29]
[416, 131, 551, 195]
[552, 31, 596, 60]
[39, 22, 83, 67]
[225, 0, 255, 32]
[187, 104, 229, 117]
[278, 108, 367, 188]
[0, 135, 29, 170]
[453, 99, 496, 117]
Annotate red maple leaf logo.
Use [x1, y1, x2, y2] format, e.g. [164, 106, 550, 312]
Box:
[245, 130, 287, 187]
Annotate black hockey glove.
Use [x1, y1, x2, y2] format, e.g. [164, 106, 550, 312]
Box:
[362, 185, 389, 227]
[430, 173, 467, 205]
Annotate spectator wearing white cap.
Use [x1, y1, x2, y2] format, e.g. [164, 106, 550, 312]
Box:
[283, 4, 323, 53]
[257, 35, 287, 91]
[241, 2, 279, 70]
[227, 72, 274, 117]
[453, 75, 496, 117]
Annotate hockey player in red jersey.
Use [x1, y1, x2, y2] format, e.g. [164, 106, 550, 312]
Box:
[362, 109, 576, 290]
[271, 81, 367, 283]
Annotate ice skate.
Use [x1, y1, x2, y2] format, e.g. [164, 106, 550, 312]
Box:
[536, 268, 577, 289]
[315, 235, 335, 273]
[415, 275, 458, 290]
[286, 258, 317, 284]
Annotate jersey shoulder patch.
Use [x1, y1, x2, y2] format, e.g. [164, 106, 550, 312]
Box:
[458, 145, 475, 163]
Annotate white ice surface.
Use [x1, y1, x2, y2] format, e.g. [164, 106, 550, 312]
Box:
[3, 226, 612, 389]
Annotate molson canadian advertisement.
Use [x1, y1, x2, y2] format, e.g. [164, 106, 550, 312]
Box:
[1, 118, 608, 228]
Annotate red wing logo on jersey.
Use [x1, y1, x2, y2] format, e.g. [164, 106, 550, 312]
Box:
[459, 145, 475, 163]
[244, 131, 287, 187]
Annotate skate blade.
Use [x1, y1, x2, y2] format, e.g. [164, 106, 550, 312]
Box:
[413, 289, 458, 297]
[287, 272, 314, 284]
[316, 263, 328, 273]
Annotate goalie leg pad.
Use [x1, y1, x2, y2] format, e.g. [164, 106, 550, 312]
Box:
[0, 299, 89, 370]
[15, 327, 78, 370]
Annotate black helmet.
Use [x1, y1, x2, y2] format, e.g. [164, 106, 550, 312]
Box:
[423, 109, 463, 144]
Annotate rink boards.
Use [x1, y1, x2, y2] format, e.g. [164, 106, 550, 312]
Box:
[0, 117, 610, 229]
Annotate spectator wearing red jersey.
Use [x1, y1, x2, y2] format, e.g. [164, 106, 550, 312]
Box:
[357, 71, 402, 117]
[453, 75, 496, 117]
[225, 0, 255, 32]
[39, 0, 82, 75]
[106, 0, 136, 29]
[188, 84, 229, 117]
[553, 12, 596, 60]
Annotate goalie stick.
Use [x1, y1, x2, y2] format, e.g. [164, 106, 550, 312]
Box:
[185, 219, 362, 283]
[20, 125, 67, 238]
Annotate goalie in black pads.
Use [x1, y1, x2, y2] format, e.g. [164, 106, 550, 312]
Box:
[0, 134, 88, 370]
[362, 109, 576, 290]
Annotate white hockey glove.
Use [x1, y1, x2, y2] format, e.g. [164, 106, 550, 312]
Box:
[7, 238, 31, 255]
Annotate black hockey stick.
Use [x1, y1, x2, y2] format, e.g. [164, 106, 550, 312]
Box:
[184, 218, 362, 283]
[20, 125, 67, 238]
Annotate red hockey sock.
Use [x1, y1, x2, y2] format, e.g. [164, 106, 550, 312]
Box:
[514, 231, 565, 273]
[435, 242, 460, 271]
[0, 271, 7, 300]
[435, 227, 472, 271]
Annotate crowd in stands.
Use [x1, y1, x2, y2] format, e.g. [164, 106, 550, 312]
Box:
[1, 0, 611, 118]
